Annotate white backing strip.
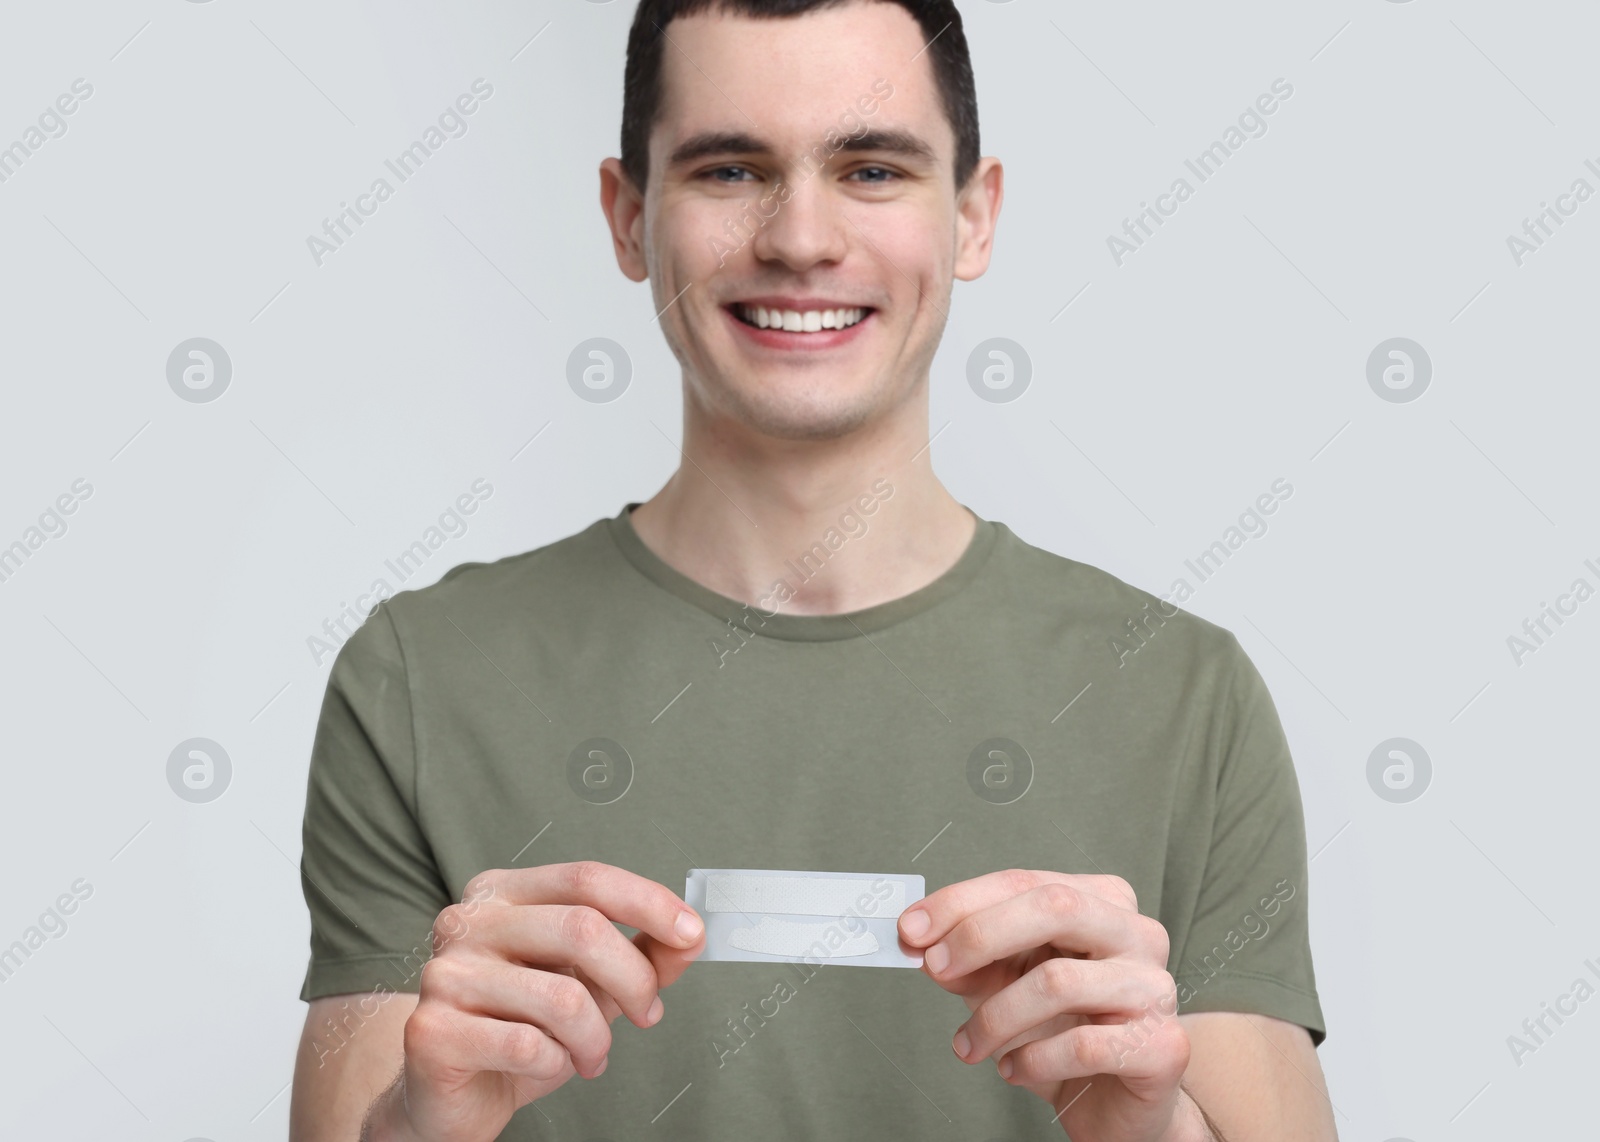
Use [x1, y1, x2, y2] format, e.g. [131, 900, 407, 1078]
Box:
[727, 916, 880, 957]
[704, 872, 906, 917]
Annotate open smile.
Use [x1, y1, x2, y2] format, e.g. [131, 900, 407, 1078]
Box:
[722, 300, 877, 351]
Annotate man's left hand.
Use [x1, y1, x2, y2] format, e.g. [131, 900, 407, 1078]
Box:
[897, 869, 1200, 1142]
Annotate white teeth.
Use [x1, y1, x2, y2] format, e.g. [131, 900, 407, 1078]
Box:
[737, 304, 867, 331]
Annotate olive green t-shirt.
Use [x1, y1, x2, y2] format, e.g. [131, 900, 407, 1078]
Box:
[299, 500, 1325, 1140]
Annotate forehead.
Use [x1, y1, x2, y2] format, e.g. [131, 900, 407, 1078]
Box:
[651, 1, 950, 159]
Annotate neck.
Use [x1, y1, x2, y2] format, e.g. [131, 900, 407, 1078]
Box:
[628, 392, 975, 617]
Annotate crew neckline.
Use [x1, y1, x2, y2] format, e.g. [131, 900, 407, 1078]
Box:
[605, 501, 1000, 642]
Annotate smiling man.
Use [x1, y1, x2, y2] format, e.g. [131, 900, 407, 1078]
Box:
[290, 3, 1336, 1140]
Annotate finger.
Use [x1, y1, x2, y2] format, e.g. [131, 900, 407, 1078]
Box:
[634, 927, 706, 992]
[575, 928, 708, 1025]
[998, 1013, 1190, 1091]
[420, 954, 615, 1078]
[925, 883, 1168, 982]
[898, 870, 1138, 949]
[955, 958, 1173, 1063]
[409, 1001, 577, 1088]
[469, 903, 670, 1029]
[468, 862, 705, 950]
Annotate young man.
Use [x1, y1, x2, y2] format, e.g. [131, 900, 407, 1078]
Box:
[290, 2, 1336, 1139]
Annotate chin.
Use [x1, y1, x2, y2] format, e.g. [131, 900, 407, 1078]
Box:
[715, 386, 880, 442]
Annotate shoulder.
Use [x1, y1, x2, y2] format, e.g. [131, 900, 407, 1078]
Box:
[987, 518, 1245, 677]
[349, 513, 620, 648]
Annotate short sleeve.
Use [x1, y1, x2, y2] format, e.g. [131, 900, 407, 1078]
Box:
[298, 601, 453, 1002]
[1172, 633, 1327, 1046]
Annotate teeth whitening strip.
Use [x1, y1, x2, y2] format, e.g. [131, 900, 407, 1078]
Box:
[685, 868, 925, 968]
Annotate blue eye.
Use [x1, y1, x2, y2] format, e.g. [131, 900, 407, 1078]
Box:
[701, 164, 898, 184]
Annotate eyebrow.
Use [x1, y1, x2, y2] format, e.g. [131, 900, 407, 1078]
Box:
[666, 128, 939, 170]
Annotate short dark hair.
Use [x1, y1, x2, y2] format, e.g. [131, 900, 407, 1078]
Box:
[620, 0, 979, 195]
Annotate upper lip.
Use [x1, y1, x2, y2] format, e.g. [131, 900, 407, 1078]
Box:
[728, 296, 874, 312]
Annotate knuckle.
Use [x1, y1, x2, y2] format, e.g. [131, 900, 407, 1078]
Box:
[1014, 1038, 1048, 1079]
[1040, 882, 1080, 917]
[1144, 968, 1178, 1005]
[1140, 916, 1171, 962]
[617, 963, 656, 1011]
[502, 1022, 551, 1073]
[1075, 1023, 1113, 1068]
[559, 905, 609, 950]
[1039, 954, 1080, 994]
[1000, 868, 1036, 898]
[965, 1002, 1001, 1045]
[432, 903, 473, 947]
[1106, 875, 1137, 909]
[418, 954, 464, 999]
[402, 1006, 439, 1056]
[463, 870, 498, 905]
[544, 975, 592, 1022]
[1158, 1021, 1192, 1075]
[565, 860, 607, 896]
[955, 912, 987, 957]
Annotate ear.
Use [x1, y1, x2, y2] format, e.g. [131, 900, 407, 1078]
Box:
[600, 157, 649, 283]
[953, 156, 1004, 282]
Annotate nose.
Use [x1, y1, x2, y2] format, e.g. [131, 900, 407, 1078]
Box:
[747, 168, 851, 272]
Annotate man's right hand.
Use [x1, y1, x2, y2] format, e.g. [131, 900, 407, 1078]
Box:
[371, 861, 706, 1142]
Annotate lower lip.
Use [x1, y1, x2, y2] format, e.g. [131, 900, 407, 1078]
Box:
[723, 306, 874, 350]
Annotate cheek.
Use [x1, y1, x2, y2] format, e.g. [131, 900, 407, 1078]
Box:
[856, 212, 948, 297]
[665, 202, 747, 276]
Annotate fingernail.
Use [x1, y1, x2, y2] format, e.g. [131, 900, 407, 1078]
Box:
[900, 908, 929, 940]
[676, 910, 703, 942]
[997, 1055, 1013, 1080]
[952, 1028, 970, 1060]
[594, 1056, 608, 1077]
[646, 995, 665, 1025]
[924, 942, 949, 975]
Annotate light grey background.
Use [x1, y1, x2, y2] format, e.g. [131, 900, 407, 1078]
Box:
[1, 0, 1595, 1137]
